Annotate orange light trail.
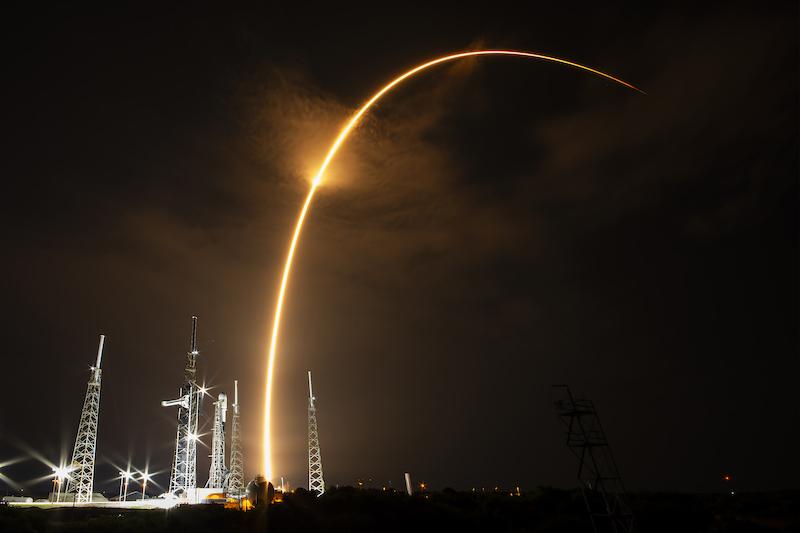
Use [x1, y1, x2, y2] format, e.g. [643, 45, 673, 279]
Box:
[263, 50, 642, 479]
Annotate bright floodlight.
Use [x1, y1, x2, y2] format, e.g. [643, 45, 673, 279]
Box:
[52, 465, 71, 480]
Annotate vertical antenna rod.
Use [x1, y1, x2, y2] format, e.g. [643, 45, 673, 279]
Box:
[190, 316, 198, 354]
[95, 335, 105, 369]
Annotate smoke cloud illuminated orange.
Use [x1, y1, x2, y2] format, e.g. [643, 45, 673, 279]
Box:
[263, 50, 643, 480]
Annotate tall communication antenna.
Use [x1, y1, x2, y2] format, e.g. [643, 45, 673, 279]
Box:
[554, 385, 635, 533]
[307, 371, 325, 496]
[228, 380, 245, 496]
[64, 335, 105, 503]
[162, 316, 202, 496]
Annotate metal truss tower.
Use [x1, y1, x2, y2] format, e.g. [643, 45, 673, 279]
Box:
[554, 385, 635, 533]
[162, 316, 202, 496]
[307, 371, 325, 496]
[64, 335, 106, 503]
[207, 393, 228, 489]
[227, 380, 245, 496]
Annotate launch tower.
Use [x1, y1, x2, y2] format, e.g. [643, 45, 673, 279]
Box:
[64, 335, 106, 503]
[207, 393, 228, 489]
[307, 371, 325, 496]
[162, 316, 202, 496]
[227, 380, 245, 496]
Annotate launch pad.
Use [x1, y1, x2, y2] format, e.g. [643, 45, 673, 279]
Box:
[43, 316, 250, 508]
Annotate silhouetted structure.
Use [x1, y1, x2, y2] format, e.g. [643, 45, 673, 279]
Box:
[554, 385, 634, 533]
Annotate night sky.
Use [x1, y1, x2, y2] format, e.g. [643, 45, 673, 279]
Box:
[1, 3, 796, 497]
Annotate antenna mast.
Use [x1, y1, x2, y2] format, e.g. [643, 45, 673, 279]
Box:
[64, 334, 105, 503]
[307, 370, 325, 496]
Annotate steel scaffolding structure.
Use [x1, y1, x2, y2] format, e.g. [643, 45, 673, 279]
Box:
[307, 371, 325, 496]
[227, 380, 245, 496]
[207, 393, 228, 489]
[64, 335, 106, 503]
[554, 385, 635, 533]
[162, 316, 202, 496]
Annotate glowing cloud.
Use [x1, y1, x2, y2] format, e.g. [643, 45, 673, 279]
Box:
[263, 50, 643, 479]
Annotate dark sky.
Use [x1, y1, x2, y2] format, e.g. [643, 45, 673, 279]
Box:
[0, 3, 796, 496]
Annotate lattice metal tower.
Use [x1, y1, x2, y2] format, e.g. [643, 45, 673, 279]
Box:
[207, 393, 228, 488]
[227, 380, 245, 496]
[307, 370, 325, 496]
[554, 385, 635, 533]
[64, 335, 106, 503]
[162, 316, 202, 496]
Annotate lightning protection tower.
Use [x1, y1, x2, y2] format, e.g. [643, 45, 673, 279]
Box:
[207, 393, 228, 489]
[227, 380, 245, 496]
[162, 316, 202, 496]
[64, 335, 106, 503]
[554, 385, 634, 533]
[307, 371, 325, 496]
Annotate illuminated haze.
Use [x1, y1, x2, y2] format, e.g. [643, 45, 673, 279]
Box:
[1, 4, 795, 494]
[261, 51, 642, 481]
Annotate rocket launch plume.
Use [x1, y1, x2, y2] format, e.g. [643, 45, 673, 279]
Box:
[263, 50, 643, 479]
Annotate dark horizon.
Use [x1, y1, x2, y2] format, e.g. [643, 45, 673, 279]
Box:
[0, 3, 797, 497]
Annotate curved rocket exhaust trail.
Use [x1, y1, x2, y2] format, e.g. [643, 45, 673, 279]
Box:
[263, 50, 643, 479]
